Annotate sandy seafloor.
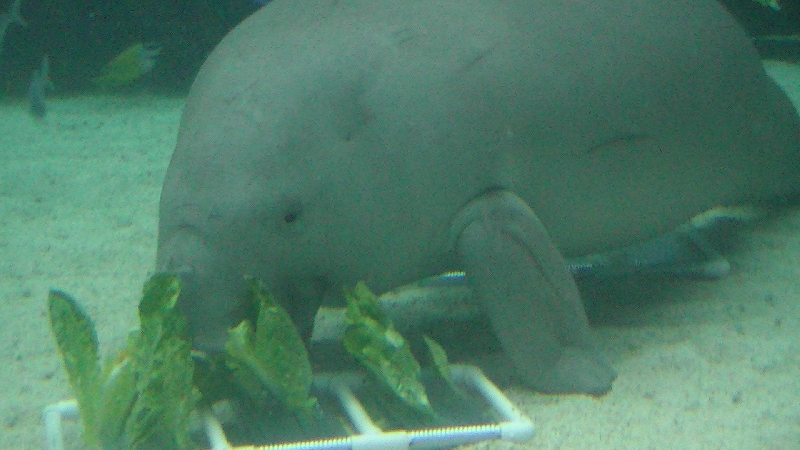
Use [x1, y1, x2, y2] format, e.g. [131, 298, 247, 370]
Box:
[1, 61, 799, 450]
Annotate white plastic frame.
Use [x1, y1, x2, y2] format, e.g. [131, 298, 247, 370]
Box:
[43, 364, 534, 450]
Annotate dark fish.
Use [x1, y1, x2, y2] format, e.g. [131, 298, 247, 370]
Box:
[0, 0, 26, 58]
[29, 55, 54, 118]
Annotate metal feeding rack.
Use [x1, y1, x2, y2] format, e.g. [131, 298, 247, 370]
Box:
[43, 364, 534, 450]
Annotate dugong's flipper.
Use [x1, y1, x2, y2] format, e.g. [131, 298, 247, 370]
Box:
[451, 190, 616, 395]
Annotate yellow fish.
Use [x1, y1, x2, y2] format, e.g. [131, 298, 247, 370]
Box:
[91, 42, 161, 88]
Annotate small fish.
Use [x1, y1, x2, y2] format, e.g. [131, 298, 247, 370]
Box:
[0, 0, 26, 59]
[415, 271, 466, 288]
[752, 0, 780, 11]
[29, 54, 54, 118]
[91, 42, 161, 89]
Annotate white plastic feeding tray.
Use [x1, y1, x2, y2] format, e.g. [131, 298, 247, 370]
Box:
[43, 364, 534, 450]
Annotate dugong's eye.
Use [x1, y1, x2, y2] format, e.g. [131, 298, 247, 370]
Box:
[283, 211, 298, 223]
[271, 196, 304, 231]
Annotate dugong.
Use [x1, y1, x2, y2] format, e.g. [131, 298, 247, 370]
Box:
[156, 0, 800, 395]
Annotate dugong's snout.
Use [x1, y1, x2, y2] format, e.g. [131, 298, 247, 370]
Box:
[156, 229, 258, 354]
[169, 270, 255, 354]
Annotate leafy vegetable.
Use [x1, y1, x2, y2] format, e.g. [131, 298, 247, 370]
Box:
[424, 335, 462, 394]
[48, 290, 103, 448]
[48, 274, 199, 450]
[224, 277, 319, 418]
[342, 282, 436, 419]
[49, 274, 474, 447]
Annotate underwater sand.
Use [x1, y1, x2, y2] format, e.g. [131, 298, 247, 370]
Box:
[1, 63, 799, 449]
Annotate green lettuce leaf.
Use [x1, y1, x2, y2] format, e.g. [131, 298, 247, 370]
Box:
[343, 282, 435, 419]
[48, 274, 199, 450]
[48, 291, 103, 448]
[224, 277, 318, 417]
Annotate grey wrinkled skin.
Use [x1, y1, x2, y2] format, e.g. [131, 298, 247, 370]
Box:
[156, 0, 800, 395]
